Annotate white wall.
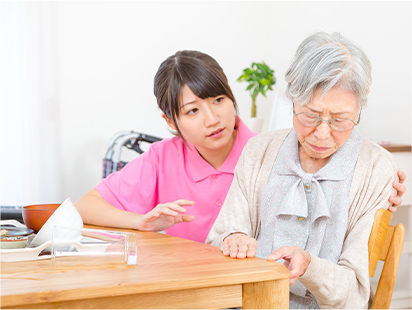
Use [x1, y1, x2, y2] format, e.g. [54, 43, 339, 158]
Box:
[260, 1, 412, 141]
[55, 1, 285, 201]
[2, 1, 411, 204]
[1, 2, 63, 205]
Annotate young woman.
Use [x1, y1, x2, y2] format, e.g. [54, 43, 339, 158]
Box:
[75, 51, 257, 243]
[75, 50, 405, 243]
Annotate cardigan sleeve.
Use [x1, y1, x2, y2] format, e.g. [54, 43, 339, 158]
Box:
[205, 129, 291, 247]
[299, 140, 399, 309]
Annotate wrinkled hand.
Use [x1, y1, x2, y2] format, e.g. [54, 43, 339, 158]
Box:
[388, 169, 406, 213]
[220, 233, 257, 259]
[267, 246, 311, 286]
[138, 199, 195, 231]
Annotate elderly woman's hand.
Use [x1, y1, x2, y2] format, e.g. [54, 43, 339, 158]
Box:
[388, 169, 406, 213]
[220, 233, 257, 258]
[267, 246, 311, 286]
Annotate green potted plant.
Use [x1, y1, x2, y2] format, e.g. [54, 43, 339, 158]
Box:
[238, 62, 276, 118]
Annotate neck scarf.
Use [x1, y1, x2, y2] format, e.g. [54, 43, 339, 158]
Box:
[257, 128, 363, 307]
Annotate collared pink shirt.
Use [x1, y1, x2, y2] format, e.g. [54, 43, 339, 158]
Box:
[95, 117, 257, 243]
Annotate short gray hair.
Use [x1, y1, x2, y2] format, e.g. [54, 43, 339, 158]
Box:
[285, 32, 372, 108]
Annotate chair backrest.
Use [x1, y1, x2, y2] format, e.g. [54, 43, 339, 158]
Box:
[368, 209, 405, 309]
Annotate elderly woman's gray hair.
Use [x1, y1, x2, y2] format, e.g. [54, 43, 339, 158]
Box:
[285, 32, 372, 109]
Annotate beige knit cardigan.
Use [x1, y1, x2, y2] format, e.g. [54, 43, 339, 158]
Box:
[206, 128, 398, 309]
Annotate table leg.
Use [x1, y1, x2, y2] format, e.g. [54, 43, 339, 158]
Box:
[242, 278, 289, 309]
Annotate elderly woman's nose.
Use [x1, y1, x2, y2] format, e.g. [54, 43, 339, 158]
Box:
[314, 121, 332, 140]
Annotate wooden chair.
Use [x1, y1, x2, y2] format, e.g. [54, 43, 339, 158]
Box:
[368, 209, 405, 309]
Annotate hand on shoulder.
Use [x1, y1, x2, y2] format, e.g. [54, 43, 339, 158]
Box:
[388, 169, 406, 212]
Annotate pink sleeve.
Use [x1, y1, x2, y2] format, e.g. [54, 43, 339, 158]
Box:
[95, 146, 159, 214]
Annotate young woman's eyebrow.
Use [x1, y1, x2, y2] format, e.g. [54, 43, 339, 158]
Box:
[181, 100, 197, 108]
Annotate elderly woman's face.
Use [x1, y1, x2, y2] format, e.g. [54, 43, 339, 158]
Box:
[293, 87, 359, 160]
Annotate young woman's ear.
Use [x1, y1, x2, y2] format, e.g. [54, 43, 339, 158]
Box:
[162, 114, 177, 131]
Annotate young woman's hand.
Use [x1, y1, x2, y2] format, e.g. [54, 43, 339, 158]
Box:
[137, 199, 195, 231]
[388, 169, 406, 213]
[220, 233, 257, 258]
[267, 246, 311, 286]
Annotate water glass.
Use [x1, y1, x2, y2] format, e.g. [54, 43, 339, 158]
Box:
[51, 226, 138, 268]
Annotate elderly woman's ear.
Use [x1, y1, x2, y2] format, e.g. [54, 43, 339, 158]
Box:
[388, 169, 407, 212]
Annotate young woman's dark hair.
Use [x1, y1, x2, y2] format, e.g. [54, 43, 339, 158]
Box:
[154, 50, 238, 140]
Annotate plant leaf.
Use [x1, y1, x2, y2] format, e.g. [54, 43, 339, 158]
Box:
[237, 61, 276, 111]
[252, 88, 259, 99]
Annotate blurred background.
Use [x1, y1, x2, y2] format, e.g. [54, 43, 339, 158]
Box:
[1, 1, 411, 205]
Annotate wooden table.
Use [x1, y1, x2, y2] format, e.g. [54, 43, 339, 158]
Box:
[1, 226, 290, 309]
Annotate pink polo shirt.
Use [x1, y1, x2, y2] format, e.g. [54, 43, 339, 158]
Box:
[95, 117, 257, 243]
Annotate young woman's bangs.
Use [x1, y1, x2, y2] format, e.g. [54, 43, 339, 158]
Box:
[185, 70, 228, 100]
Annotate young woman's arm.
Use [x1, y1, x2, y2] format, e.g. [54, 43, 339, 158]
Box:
[75, 189, 194, 231]
[75, 188, 142, 229]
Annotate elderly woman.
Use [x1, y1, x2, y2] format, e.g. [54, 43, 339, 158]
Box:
[206, 32, 400, 309]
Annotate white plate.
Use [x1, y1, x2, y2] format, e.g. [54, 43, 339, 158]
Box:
[0, 241, 52, 262]
[0, 219, 26, 228]
[0, 236, 29, 249]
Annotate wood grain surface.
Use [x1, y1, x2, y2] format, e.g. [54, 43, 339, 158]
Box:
[1, 226, 290, 309]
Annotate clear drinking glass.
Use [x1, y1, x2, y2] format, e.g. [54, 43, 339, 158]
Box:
[51, 226, 138, 268]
